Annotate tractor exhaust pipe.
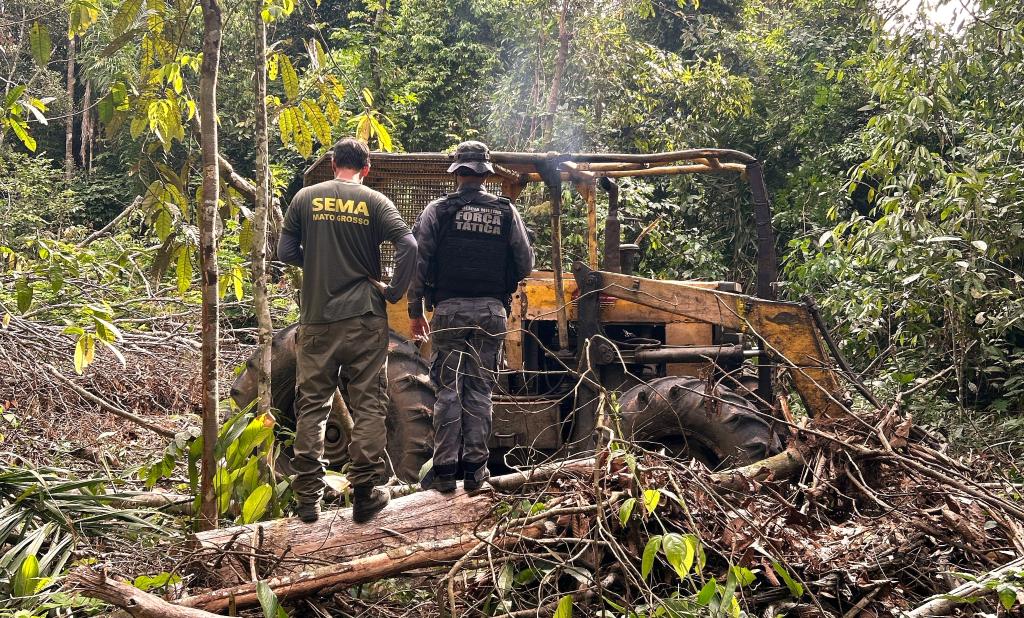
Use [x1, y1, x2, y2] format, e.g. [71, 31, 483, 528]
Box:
[598, 176, 621, 273]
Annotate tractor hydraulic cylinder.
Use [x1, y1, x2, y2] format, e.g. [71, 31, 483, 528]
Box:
[632, 345, 758, 364]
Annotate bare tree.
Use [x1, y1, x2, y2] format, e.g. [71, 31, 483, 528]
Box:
[197, 0, 223, 531]
[251, 2, 273, 419]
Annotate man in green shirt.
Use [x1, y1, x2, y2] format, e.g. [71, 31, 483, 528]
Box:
[278, 138, 417, 524]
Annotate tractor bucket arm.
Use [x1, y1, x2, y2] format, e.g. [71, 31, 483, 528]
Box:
[576, 264, 850, 419]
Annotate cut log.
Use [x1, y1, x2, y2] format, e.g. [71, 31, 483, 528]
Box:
[192, 488, 497, 584]
[710, 446, 806, 490]
[68, 568, 221, 618]
[179, 526, 541, 612]
[191, 457, 597, 585]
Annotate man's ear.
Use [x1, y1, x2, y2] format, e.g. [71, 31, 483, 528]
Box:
[361, 164, 371, 178]
[331, 159, 338, 174]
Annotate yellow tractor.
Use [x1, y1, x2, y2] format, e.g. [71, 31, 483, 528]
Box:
[232, 149, 849, 481]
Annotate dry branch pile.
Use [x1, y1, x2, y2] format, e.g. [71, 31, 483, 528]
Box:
[69, 406, 1024, 618]
[0, 312, 245, 469]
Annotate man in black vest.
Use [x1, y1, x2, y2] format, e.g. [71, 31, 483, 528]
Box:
[408, 141, 534, 492]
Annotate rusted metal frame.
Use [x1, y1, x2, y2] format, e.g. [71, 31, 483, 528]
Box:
[538, 159, 571, 351]
[600, 163, 744, 178]
[570, 180, 600, 269]
[573, 265, 848, 419]
[598, 177, 620, 273]
[745, 160, 780, 407]
[490, 148, 758, 165]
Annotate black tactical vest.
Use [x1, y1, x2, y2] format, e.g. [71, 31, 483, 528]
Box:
[431, 191, 514, 304]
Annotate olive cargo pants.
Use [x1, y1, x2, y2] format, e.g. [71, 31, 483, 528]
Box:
[429, 297, 507, 480]
[293, 314, 389, 504]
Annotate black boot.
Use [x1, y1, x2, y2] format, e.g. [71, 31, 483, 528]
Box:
[462, 460, 489, 492]
[430, 463, 458, 493]
[294, 502, 320, 524]
[352, 485, 390, 523]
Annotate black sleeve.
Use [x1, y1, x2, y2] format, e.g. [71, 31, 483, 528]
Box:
[277, 229, 304, 266]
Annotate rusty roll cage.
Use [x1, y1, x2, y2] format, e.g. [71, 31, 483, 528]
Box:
[303, 148, 779, 330]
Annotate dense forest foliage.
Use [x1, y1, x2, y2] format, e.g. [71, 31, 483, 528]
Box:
[4, 0, 1021, 440]
[1, 0, 1023, 614]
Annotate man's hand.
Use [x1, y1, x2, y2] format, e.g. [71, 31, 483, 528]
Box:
[369, 279, 388, 295]
[410, 316, 430, 342]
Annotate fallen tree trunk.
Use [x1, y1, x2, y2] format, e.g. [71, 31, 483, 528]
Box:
[179, 525, 542, 612]
[68, 568, 221, 618]
[710, 445, 806, 490]
[193, 487, 497, 584]
[192, 457, 598, 585]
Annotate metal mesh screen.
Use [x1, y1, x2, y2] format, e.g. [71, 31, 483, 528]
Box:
[304, 153, 503, 280]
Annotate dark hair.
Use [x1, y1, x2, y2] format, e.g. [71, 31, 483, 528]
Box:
[454, 168, 489, 178]
[333, 138, 370, 171]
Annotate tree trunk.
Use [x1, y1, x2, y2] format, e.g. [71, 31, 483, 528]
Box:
[197, 0, 223, 532]
[542, 0, 570, 148]
[79, 80, 91, 173]
[191, 458, 598, 585]
[179, 526, 545, 613]
[251, 1, 273, 421]
[217, 154, 284, 258]
[64, 35, 76, 180]
[193, 487, 498, 584]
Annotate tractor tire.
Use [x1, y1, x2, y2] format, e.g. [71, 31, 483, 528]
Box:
[615, 376, 783, 468]
[230, 325, 435, 483]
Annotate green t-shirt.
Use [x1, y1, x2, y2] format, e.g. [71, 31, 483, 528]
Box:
[283, 179, 410, 324]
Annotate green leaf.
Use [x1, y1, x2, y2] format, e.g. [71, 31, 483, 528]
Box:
[730, 565, 755, 587]
[111, 0, 143, 34]
[618, 497, 636, 525]
[662, 533, 693, 579]
[301, 99, 332, 146]
[552, 595, 573, 618]
[971, 240, 988, 253]
[772, 561, 804, 598]
[369, 115, 392, 152]
[280, 55, 299, 101]
[643, 488, 661, 513]
[641, 535, 662, 580]
[696, 577, 717, 605]
[10, 119, 37, 152]
[257, 580, 281, 618]
[69, 0, 101, 36]
[133, 572, 182, 592]
[29, 23, 52, 67]
[12, 554, 39, 597]
[232, 265, 245, 301]
[15, 278, 33, 313]
[242, 484, 273, 524]
[292, 111, 312, 158]
[238, 218, 254, 253]
[998, 586, 1017, 610]
[176, 247, 192, 295]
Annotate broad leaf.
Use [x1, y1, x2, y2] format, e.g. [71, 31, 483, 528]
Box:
[242, 484, 273, 524]
[280, 55, 299, 101]
[641, 535, 662, 580]
[29, 23, 51, 67]
[552, 595, 573, 618]
[12, 554, 39, 597]
[618, 497, 635, 525]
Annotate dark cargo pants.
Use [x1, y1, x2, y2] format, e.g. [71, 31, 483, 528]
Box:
[429, 297, 507, 480]
[293, 314, 389, 505]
